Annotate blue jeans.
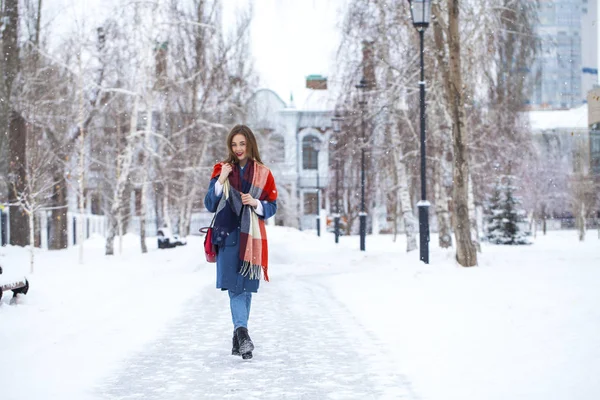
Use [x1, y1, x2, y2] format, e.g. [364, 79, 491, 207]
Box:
[228, 290, 252, 330]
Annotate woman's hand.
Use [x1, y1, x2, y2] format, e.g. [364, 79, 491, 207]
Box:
[218, 163, 232, 184]
[241, 193, 258, 208]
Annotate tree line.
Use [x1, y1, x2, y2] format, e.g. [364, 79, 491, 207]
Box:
[0, 0, 256, 265]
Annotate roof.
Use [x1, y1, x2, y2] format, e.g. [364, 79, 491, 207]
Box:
[528, 105, 589, 131]
[298, 88, 335, 112]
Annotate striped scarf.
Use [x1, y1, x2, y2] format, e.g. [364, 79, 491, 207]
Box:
[211, 160, 277, 281]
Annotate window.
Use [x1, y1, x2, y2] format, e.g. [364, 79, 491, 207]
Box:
[592, 137, 600, 152]
[304, 192, 318, 215]
[302, 135, 320, 170]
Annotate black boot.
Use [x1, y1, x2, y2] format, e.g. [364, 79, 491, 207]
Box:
[235, 327, 254, 359]
[232, 333, 241, 356]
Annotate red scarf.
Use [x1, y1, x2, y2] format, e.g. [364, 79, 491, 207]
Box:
[211, 160, 277, 281]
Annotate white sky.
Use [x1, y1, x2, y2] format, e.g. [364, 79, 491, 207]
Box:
[44, 0, 346, 107]
[41, 0, 600, 106]
[222, 0, 346, 106]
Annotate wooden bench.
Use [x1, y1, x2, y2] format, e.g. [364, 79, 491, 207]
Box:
[0, 266, 30, 302]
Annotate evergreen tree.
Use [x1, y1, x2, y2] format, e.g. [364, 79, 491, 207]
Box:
[485, 177, 504, 244]
[485, 171, 530, 245]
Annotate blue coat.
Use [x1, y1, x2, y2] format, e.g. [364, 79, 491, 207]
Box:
[204, 170, 277, 293]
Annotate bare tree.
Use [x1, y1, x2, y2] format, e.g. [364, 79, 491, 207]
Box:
[163, 0, 256, 236]
[432, 0, 477, 266]
[2, 0, 29, 246]
[12, 122, 57, 272]
[571, 137, 596, 241]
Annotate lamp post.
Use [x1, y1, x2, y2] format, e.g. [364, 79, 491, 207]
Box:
[355, 78, 368, 252]
[332, 115, 343, 244]
[409, 0, 432, 264]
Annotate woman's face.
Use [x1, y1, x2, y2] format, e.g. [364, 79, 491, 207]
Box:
[231, 133, 248, 163]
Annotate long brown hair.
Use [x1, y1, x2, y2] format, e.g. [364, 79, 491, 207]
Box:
[223, 124, 263, 164]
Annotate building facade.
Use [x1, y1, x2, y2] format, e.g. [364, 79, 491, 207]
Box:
[581, 0, 599, 98]
[528, 0, 598, 109]
[588, 87, 600, 175]
[245, 79, 334, 231]
[528, 95, 599, 221]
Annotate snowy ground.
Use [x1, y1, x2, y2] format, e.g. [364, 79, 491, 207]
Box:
[0, 228, 599, 400]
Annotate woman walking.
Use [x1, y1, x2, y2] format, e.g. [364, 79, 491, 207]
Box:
[204, 124, 278, 360]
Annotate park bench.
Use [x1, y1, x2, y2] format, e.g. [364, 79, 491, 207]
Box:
[0, 265, 29, 303]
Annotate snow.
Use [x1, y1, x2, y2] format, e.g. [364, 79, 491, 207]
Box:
[295, 87, 337, 112]
[528, 104, 589, 131]
[1, 228, 599, 399]
[225, 0, 345, 111]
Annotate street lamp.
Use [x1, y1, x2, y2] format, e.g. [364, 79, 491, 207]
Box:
[331, 115, 343, 244]
[409, 0, 432, 264]
[355, 78, 368, 252]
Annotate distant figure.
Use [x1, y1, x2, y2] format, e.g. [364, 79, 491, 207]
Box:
[204, 124, 278, 360]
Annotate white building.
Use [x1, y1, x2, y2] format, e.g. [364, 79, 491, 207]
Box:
[245, 76, 335, 231]
[529, 104, 591, 176]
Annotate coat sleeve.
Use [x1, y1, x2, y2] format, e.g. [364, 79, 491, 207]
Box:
[257, 199, 277, 220]
[258, 169, 277, 220]
[204, 177, 222, 213]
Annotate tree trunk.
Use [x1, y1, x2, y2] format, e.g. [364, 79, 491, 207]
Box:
[34, 212, 42, 247]
[49, 172, 68, 249]
[78, 56, 86, 264]
[541, 203, 547, 235]
[140, 186, 147, 254]
[468, 174, 481, 252]
[8, 112, 29, 246]
[139, 97, 153, 254]
[434, 163, 452, 248]
[162, 183, 173, 233]
[105, 217, 117, 255]
[0, 0, 21, 194]
[154, 182, 164, 229]
[528, 210, 534, 235]
[3, 0, 19, 97]
[28, 211, 35, 274]
[578, 201, 586, 241]
[118, 216, 123, 255]
[395, 152, 418, 252]
[181, 189, 196, 237]
[448, 0, 477, 266]
[432, 1, 476, 265]
[375, 0, 417, 250]
[392, 197, 399, 243]
[106, 97, 138, 255]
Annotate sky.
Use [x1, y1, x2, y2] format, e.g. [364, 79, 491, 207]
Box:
[45, 0, 346, 107]
[222, 0, 347, 107]
[43, 0, 600, 108]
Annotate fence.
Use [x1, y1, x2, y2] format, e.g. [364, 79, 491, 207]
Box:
[128, 212, 212, 237]
[0, 209, 211, 248]
[67, 213, 108, 246]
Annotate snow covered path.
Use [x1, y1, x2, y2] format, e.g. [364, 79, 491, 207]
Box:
[2, 228, 599, 400]
[98, 273, 417, 399]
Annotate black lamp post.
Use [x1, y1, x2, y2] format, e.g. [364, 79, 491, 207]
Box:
[409, 0, 432, 264]
[355, 78, 368, 252]
[331, 115, 343, 244]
